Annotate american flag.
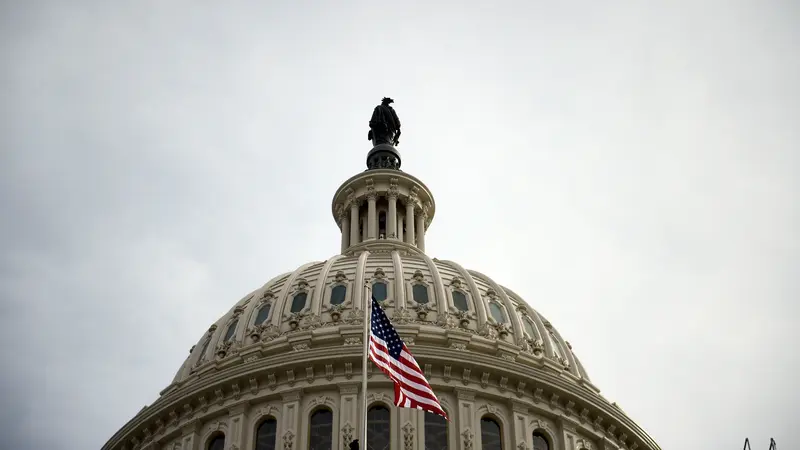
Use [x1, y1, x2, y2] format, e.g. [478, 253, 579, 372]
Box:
[368, 297, 448, 419]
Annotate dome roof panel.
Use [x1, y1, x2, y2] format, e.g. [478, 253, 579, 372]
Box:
[172, 251, 591, 386]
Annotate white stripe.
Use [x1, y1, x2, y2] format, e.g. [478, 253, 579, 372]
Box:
[396, 384, 444, 409]
[368, 345, 430, 389]
[370, 337, 431, 384]
[369, 346, 438, 398]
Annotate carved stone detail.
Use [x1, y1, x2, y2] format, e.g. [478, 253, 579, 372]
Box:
[402, 422, 415, 450]
[249, 378, 259, 395]
[268, 373, 277, 389]
[345, 362, 353, 379]
[481, 372, 490, 388]
[344, 337, 362, 346]
[436, 311, 458, 329]
[462, 428, 474, 450]
[392, 307, 413, 324]
[549, 393, 560, 410]
[342, 423, 355, 449]
[306, 366, 314, 383]
[292, 343, 310, 352]
[283, 430, 295, 450]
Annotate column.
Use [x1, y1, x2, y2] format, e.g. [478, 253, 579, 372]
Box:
[415, 209, 425, 252]
[387, 192, 398, 239]
[350, 201, 360, 246]
[281, 390, 302, 450]
[397, 214, 404, 242]
[399, 406, 417, 450]
[362, 215, 368, 242]
[367, 193, 377, 240]
[180, 421, 200, 450]
[227, 403, 249, 450]
[511, 400, 530, 450]
[455, 389, 476, 450]
[405, 200, 416, 246]
[340, 213, 350, 253]
[339, 384, 360, 449]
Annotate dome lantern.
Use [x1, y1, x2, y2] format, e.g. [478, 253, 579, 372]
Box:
[333, 98, 435, 256]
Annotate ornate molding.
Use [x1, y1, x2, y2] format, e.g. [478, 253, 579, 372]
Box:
[282, 430, 295, 450]
[462, 428, 474, 450]
[341, 423, 355, 449]
[402, 422, 415, 450]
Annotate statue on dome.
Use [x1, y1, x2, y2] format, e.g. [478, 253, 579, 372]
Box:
[368, 97, 401, 146]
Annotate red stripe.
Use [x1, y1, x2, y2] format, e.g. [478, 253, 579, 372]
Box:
[368, 347, 440, 405]
[369, 339, 434, 392]
[368, 334, 448, 420]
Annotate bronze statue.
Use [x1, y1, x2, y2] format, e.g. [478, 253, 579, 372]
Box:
[368, 97, 401, 146]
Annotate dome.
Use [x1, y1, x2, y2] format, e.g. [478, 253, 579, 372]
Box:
[169, 252, 593, 387]
[103, 101, 660, 450]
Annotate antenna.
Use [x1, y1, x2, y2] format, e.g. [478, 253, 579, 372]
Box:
[742, 438, 777, 450]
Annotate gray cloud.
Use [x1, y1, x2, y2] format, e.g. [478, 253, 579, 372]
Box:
[1, 1, 797, 448]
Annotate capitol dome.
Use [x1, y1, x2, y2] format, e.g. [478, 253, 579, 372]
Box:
[103, 105, 660, 450]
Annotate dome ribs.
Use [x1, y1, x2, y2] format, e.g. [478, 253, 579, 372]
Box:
[272, 261, 320, 327]
[466, 269, 525, 343]
[417, 253, 448, 316]
[390, 250, 406, 309]
[311, 255, 344, 316]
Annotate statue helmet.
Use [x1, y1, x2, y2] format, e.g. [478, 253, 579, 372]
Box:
[381, 97, 394, 105]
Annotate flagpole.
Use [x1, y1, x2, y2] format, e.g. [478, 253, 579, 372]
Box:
[360, 282, 371, 449]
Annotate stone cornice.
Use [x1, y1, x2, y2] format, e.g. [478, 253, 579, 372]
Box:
[104, 341, 659, 450]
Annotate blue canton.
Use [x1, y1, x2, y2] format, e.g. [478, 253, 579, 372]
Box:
[371, 297, 403, 359]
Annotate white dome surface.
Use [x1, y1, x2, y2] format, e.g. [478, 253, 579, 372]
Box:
[170, 253, 592, 388]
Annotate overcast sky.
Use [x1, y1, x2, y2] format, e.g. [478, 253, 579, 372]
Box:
[1, 1, 797, 449]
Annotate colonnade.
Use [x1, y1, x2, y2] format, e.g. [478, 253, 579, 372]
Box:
[339, 191, 427, 254]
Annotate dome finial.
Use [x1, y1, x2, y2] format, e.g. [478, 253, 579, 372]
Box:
[366, 98, 402, 170]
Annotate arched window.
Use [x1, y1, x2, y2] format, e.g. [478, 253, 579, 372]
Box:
[290, 292, 307, 313]
[372, 282, 388, 302]
[412, 284, 429, 304]
[424, 412, 448, 450]
[255, 303, 272, 325]
[367, 405, 391, 450]
[480, 417, 502, 450]
[330, 285, 347, 305]
[255, 418, 277, 450]
[452, 291, 468, 311]
[523, 316, 537, 338]
[223, 319, 239, 342]
[207, 434, 225, 450]
[533, 432, 550, 450]
[489, 302, 506, 323]
[309, 408, 333, 450]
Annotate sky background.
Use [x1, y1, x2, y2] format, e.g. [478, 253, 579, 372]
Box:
[1, 1, 798, 449]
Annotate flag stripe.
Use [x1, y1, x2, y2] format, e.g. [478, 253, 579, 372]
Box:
[368, 343, 441, 404]
[368, 298, 448, 419]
